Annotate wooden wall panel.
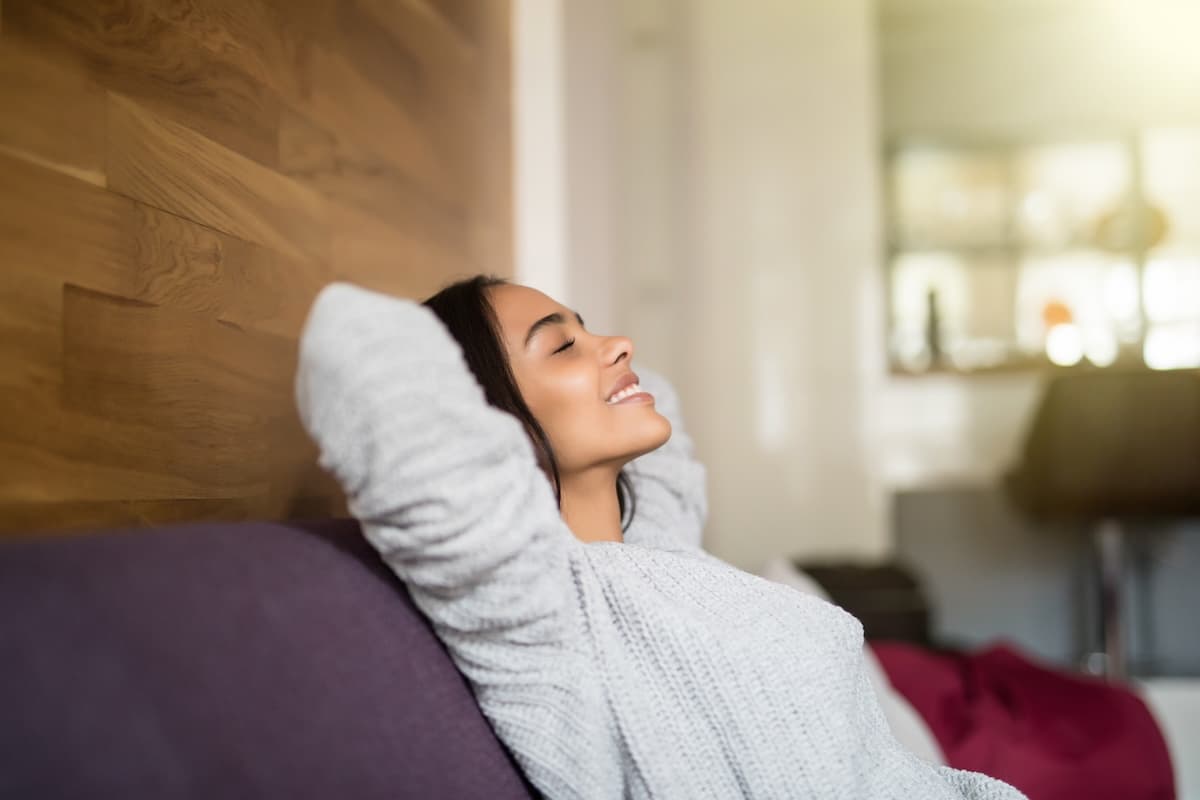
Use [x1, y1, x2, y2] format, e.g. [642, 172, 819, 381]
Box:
[278, 106, 466, 247]
[0, 39, 107, 185]
[0, 0, 512, 534]
[0, 155, 134, 395]
[5, 0, 284, 167]
[107, 93, 330, 263]
[129, 204, 323, 339]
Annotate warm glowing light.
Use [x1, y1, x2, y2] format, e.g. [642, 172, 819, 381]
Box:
[1084, 329, 1119, 367]
[1045, 323, 1084, 366]
[1041, 299, 1073, 329]
[1104, 263, 1140, 322]
[1143, 325, 1200, 370]
[1144, 255, 1200, 323]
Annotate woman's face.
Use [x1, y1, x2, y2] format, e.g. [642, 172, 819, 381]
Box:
[488, 283, 671, 474]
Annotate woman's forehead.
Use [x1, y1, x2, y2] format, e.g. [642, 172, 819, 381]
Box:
[489, 284, 567, 341]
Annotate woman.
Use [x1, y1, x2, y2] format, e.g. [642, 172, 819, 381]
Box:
[294, 276, 1026, 799]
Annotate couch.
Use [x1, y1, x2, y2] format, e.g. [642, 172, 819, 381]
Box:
[0, 518, 540, 799]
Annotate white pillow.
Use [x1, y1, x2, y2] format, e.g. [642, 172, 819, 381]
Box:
[756, 556, 946, 766]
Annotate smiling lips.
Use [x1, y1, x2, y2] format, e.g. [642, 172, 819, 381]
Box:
[606, 382, 649, 405]
[605, 373, 653, 405]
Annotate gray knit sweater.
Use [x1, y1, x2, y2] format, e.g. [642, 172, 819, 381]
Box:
[295, 283, 1026, 800]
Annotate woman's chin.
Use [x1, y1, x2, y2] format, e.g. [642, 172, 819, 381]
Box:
[627, 413, 672, 460]
[575, 410, 671, 468]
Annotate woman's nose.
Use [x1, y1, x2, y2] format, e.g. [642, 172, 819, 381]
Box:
[602, 335, 633, 365]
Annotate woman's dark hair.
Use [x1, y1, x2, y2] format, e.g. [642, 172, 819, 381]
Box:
[422, 275, 636, 530]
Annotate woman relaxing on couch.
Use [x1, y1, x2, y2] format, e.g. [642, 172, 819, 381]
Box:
[294, 275, 1027, 799]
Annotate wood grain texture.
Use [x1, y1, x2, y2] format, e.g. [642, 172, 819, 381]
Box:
[107, 92, 329, 263]
[146, 0, 327, 105]
[0, 38, 106, 185]
[129, 203, 325, 338]
[0, 155, 134, 394]
[302, 42, 455, 199]
[4, 0, 282, 167]
[278, 105, 467, 249]
[0, 0, 511, 534]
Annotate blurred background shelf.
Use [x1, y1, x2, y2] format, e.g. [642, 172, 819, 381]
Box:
[885, 132, 1200, 375]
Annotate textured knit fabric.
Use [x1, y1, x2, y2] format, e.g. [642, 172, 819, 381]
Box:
[295, 282, 1028, 800]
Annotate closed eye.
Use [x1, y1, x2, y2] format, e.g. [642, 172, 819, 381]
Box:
[553, 337, 576, 354]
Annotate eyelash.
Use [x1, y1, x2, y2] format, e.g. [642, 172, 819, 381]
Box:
[553, 337, 576, 354]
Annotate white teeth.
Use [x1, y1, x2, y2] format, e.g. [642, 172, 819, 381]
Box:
[607, 382, 642, 404]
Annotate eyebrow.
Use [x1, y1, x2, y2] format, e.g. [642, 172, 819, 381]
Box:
[524, 310, 585, 349]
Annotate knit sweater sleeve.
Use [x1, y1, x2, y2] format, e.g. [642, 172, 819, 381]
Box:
[936, 767, 1027, 799]
[294, 282, 579, 661]
[621, 367, 709, 551]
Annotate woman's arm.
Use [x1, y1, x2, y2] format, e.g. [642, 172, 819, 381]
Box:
[935, 767, 1027, 800]
[295, 283, 580, 664]
[621, 367, 709, 551]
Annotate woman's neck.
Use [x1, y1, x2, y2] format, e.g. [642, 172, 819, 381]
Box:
[558, 467, 624, 544]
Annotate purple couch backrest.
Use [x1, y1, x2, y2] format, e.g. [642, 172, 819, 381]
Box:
[0, 519, 538, 800]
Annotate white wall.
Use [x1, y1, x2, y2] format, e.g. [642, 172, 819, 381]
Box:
[512, 0, 568, 300]
[561, 0, 622, 336]
[513, 0, 627, 335]
[610, 0, 691, 376]
[677, 0, 889, 569]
